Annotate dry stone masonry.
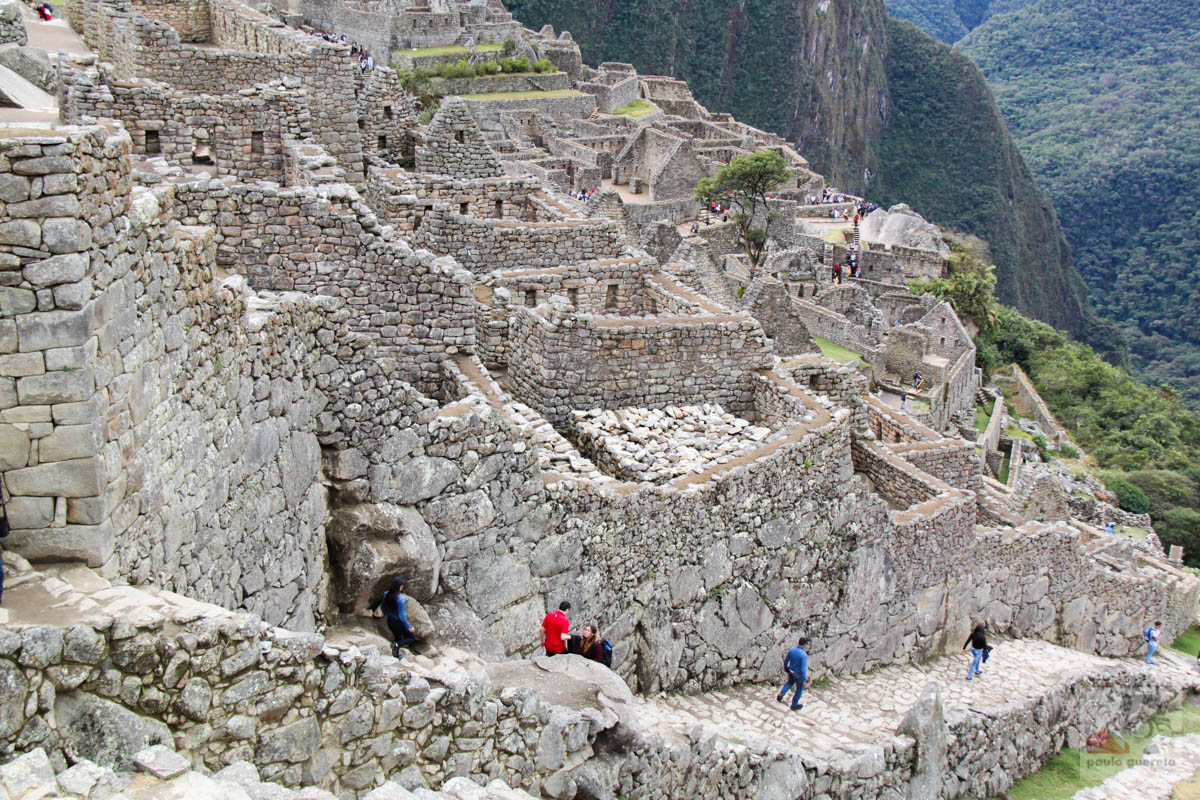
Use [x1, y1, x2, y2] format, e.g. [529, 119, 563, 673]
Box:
[0, 0, 1197, 798]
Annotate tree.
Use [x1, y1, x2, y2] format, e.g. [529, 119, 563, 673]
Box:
[694, 150, 791, 269]
[910, 231, 998, 333]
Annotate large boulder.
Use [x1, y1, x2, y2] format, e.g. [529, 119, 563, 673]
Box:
[327, 503, 440, 609]
[54, 692, 173, 770]
[896, 682, 948, 800]
[860, 204, 950, 256]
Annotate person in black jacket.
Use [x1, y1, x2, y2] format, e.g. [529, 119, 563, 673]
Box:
[964, 623, 987, 680]
[371, 576, 417, 660]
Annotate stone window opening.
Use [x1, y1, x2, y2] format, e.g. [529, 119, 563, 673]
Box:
[455, 130, 465, 144]
[193, 145, 213, 165]
[384, 105, 393, 119]
[251, 131, 264, 155]
[413, 213, 423, 231]
[605, 284, 618, 310]
[358, 118, 365, 130]
[494, 199, 503, 218]
[525, 289, 537, 307]
[460, 202, 469, 215]
[378, 134, 388, 151]
[568, 288, 579, 307]
[940, 337, 946, 346]
[144, 130, 161, 154]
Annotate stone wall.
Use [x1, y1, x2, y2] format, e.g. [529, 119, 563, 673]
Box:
[60, 67, 309, 181]
[506, 302, 773, 425]
[130, 0, 210, 41]
[168, 178, 475, 393]
[461, 92, 597, 125]
[412, 205, 624, 276]
[416, 97, 501, 180]
[0, 560, 611, 798]
[0, 125, 329, 629]
[0, 0, 26, 46]
[1012, 363, 1069, 443]
[66, 0, 365, 177]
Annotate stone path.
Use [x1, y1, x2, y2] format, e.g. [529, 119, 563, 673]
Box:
[635, 638, 1198, 758]
[1070, 734, 1200, 799]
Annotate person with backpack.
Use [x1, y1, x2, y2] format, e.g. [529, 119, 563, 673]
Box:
[371, 576, 417, 660]
[578, 625, 604, 663]
[776, 637, 809, 711]
[964, 623, 987, 680]
[1146, 621, 1162, 665]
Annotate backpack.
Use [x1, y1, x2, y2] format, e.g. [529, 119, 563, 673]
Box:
[1146, 628, 1155, 642]
[600, 639, 613, 668]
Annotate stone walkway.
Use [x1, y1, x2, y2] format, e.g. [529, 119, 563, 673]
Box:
[635, 638, 1198, 758]
[1071, 734, 1200, 799]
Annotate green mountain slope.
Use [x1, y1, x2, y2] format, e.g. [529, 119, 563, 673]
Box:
[959, 0, 1200, 405]
[506, 0, 1088, 334]
[884, 0, 1033, 42]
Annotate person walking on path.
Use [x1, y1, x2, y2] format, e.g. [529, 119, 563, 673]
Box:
[1146, 621, 1162, 665]
[964, 623, 987, 680]
[371, 576, 416, 660]
[542, 601, 571, 656]
[776, 637, 810, 711]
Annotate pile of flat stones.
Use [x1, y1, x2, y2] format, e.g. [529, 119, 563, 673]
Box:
[571, 404, 773, 482]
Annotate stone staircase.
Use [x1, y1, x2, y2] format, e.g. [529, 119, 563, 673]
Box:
[635, 638, 1200, 775]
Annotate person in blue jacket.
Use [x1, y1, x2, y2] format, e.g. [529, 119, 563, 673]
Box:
[371, 576, 417, 660]
[776, 637, 810, 711]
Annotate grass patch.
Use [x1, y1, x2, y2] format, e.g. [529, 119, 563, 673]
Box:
[612, 99, 656, 118]
[998, 453, 1011, 484]
[1005, 423, 1033, 441]
[813, 336, 861, 365]
[1170, 626, 1200, 657]
[817, 226, 853, 243]
[999, 703, 1200, 800]
[974, 398, 996, 434]
[394, 43, 503, 58]
[459, 89, 585, 100]
[1173, 773, 1200, 800]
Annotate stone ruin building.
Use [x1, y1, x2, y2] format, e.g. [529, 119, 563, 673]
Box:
[0, 0, 1198, 798]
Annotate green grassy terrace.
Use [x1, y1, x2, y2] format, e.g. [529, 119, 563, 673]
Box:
[612, 99, 656, 118]
[459, 89, 585, 101]
[813, 336, 861, 365]
[394, 43, 504, 58]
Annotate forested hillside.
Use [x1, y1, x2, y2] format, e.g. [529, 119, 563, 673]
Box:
[959, 0, 1200, 405]
[506, 0, 1089, 335]
[883, 0, 1032, 42]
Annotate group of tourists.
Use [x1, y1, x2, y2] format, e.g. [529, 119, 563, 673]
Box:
[317, 33, 374, 71]
[572, 187, 599, 202]
[541, 602, 614, 666]
[805, 189, 850, 205]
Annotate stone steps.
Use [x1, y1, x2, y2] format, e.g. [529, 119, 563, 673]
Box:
[635, 638, 1200, 764]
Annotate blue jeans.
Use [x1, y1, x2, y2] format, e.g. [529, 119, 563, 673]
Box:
[779, 672, 805, 708]
[1147, 641, 1159, 664]
[967, 648, 984, 679]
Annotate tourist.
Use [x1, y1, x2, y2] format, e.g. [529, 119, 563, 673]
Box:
[542, 601, 571, 656]
[722, 208, 729, 222]
[691, 221, 700, 234]
[1146, 621, 1162, 665]
[578, 624, 605, 663]
[1105, 521, 1116, 535]
[964, 623, 987, 680]
[371, 576, 417, 660]
[832, 263, 842, 284]
[900, 390, 908, 411]
[36, 3, 52, 20]
[776, 637, 809, 711]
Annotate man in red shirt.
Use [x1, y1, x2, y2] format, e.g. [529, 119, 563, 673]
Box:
[542, 601, 571, 656]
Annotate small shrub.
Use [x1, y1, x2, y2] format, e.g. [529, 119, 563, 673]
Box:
[1108, 479, 1151, 514]
[532, 58, 555, 73]
[1032, 433, 1051, 461]
[500, 56, 530, 73]
[502, 38, 517, 56]
[1058, 443, 1080, 459]
[476, 60, 501, 76]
